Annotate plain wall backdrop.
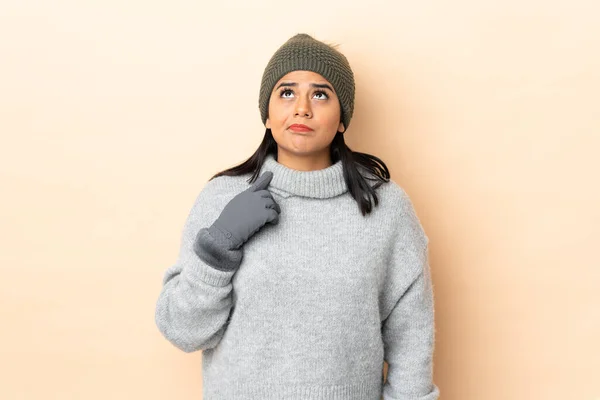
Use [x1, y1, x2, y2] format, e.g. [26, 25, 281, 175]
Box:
[1, 1, 598, 399]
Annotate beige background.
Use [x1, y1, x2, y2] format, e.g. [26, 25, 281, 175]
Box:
[1, 1, 598, 399]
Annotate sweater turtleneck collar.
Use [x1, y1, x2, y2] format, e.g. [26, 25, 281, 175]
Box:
[258, 153, 348, 199]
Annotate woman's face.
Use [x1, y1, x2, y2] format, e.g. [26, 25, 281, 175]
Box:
[266, 70, 345, 159]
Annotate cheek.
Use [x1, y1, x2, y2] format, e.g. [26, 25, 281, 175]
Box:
[268, 103, 288, 126]
[317, 109, 341, 128]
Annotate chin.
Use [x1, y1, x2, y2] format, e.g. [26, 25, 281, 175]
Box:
[280, 145, 329, 157]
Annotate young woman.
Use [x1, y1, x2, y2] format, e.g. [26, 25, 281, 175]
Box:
[155, 33, 440, 400]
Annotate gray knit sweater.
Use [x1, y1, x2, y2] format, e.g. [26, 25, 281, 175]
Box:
[155, 153, 440, 400]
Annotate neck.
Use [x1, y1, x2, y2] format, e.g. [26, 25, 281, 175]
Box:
[258, 152, 347, 199]
[275, 148, 333, 171]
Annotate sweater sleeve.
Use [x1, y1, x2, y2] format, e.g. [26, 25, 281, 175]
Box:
[381, 192, 440, 400]
[154, 181, 242, 353]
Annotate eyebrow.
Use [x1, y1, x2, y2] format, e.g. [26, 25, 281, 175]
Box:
[275, 82, 334, 92]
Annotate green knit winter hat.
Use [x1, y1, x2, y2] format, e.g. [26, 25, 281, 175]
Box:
[258, 33, 355, 131]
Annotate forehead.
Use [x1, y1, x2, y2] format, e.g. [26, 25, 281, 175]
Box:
[275, 70, 330, 85]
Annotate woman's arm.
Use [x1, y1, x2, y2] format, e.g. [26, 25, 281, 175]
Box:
[154, 183, 241, 353]
[381, 250, 439, 399]
[381, 189, 440, 399]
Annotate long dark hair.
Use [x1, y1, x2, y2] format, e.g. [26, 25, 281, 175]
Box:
[210, 129, 390, 216]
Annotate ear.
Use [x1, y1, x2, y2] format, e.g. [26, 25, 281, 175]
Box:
[338, 121, 345, 133]
[266, 118, 271, 129]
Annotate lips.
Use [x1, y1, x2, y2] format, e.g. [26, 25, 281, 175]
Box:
[289, 124, 314, 132]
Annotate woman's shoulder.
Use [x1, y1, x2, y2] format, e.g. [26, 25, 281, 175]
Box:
[355, 163, 409, 201]
[371, 177, 426, 235]
[378, 178, 413, 203]
[191, 173, 252, 206]
[361, 171, 413, 208]
[185, 174, 251, 223]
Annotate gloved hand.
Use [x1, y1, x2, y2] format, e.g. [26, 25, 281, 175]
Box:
[209, 171, 281, 250]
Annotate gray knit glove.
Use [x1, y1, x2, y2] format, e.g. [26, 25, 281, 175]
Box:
[192, 171, 281, 271]
[209, 171, 281, 249]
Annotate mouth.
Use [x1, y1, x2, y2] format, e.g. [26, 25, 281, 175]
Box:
[288, 124, 314, 133]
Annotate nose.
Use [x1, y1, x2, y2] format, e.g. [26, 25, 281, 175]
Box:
[294, 96, 312, 118]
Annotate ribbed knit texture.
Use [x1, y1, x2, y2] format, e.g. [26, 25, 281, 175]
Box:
[155, 154, 440, 400]
[261, 152, 347, 199]
[259, 33, 355, 130]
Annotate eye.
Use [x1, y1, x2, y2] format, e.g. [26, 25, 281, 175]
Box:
[279, 88, 294, 98]
[313, 91, 329, 100]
